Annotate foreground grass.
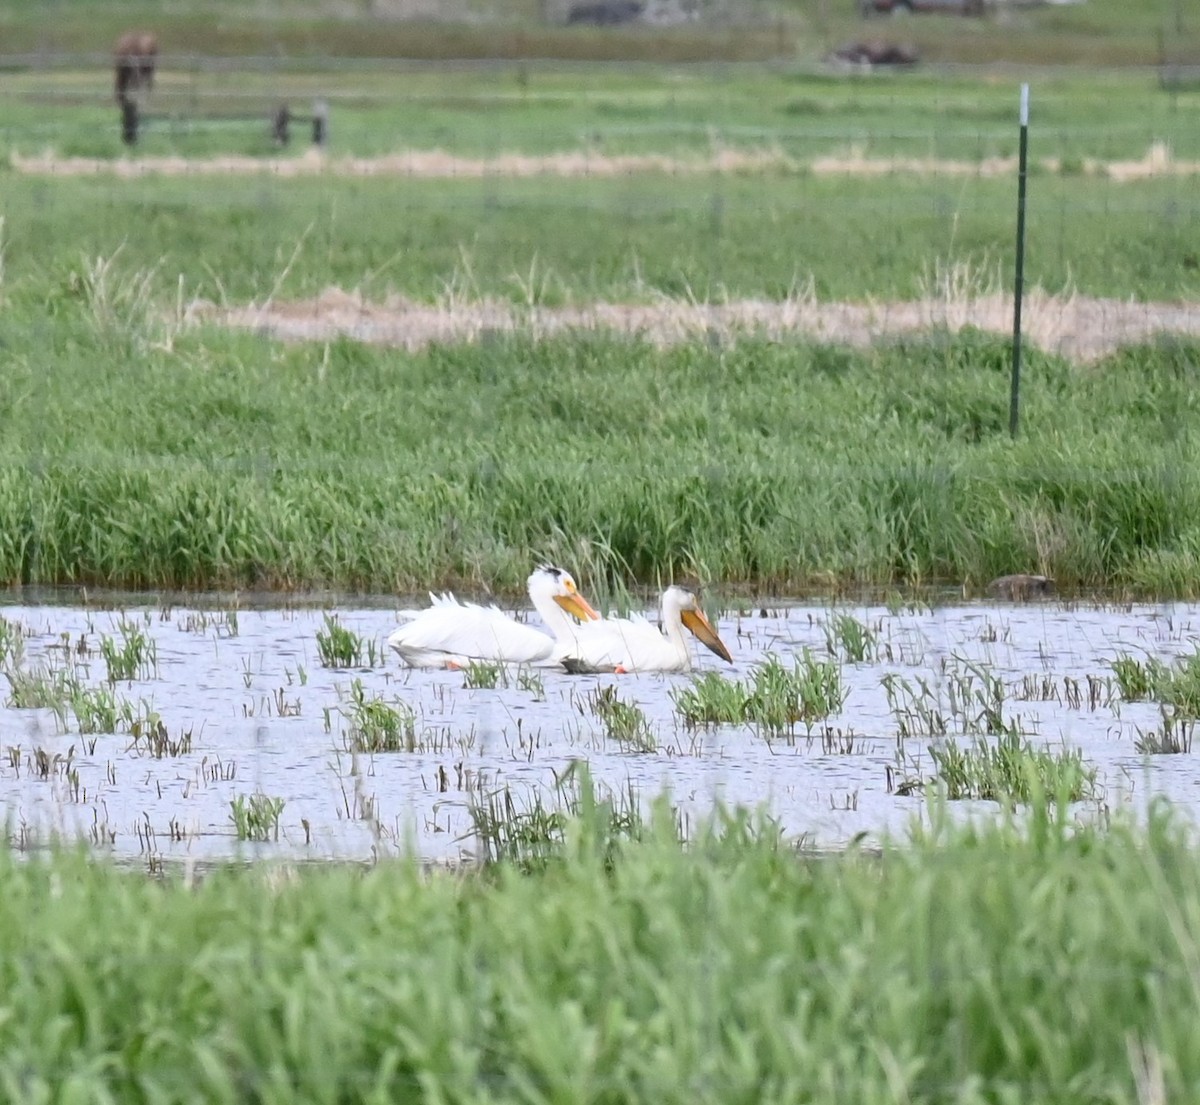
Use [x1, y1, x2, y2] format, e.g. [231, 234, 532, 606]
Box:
[2, 799, 1200, 1102]
[2, 309, 1200, 594]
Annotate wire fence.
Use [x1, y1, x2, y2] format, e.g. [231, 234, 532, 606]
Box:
[3, 53, 1198, 364]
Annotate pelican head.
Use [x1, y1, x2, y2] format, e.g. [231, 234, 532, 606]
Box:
[663, 585, 733, 664]
[529, 565, 601, 623]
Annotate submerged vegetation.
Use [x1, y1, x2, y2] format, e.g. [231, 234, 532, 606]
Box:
[588, 685, 656, 752]
[315, 614, 379, 669]
[2, 799, 1200, 1102]
[673, 653, 845, 732]
[341, 678, 417, 753]
[1112, 649, 1200, 716]
[895, 732, 1098, 804]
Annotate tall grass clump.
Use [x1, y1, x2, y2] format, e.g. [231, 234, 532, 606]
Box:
[342, 678, 417, 753]
[4, 666, 72, 728]
[229, 792, 286, 842]
[70, 682, 136, 735]
[1160, 650, 1200, 717]
[316, 615, 379, 669]
[1113, 649, 1200, 716]
[1111, 653, 1167, 701]
[0, 615, 27, 670]
[588, 686, 656, 753]
[467, 763, 648, 869]
[897, 733, 1097, 804]
[1134, 708, 1194, 755]
[100, 618, 158, 683]
[673, 652, 845, 733]
[462, 660, 507, 690]
[824, 612, 877, 662]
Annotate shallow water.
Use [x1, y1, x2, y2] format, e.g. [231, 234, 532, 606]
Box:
[0, 594, 1194, 866]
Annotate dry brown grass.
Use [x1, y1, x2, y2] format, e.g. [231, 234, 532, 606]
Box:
[14, 142, 1200, 182]
[189, 281, 1200, 364]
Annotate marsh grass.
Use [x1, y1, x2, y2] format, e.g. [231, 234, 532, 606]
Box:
[825, 613, 877, 663]
[462, 660, 508, 690]
[1111, 653, 1166, 701]
[100, 619, 158, 683]
[467, 762, 647, 869]
[1012, 672, 1111, 709]
[316, 615, 378, 669]
[896, 734, 1097, 804]
[588, 685, 656, 753]
[0, 616, 27, 670]
[4, 666, 72, 728]
[950, 660, 1021, 737]
[673, 652, 845, 734]
[1135, 708, 1195, 755]
[128, 715, 195, 759]
[1160, 652, 1200, 717]
[516, 668, 545, 700]
[69, 682, 136, 735]
[229, 791, 285, 842]
[343, 678, 417, 753]
[1114, 650, 1200, 716]
[885, 663, 1026, 740]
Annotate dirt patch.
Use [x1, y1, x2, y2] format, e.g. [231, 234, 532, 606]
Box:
[13, 141, 1200, 181]
[191, 287, 1200, 363]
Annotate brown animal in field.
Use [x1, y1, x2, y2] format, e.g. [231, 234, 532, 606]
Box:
[114, 31, 158, 103]
[986, 574, 1056, 602]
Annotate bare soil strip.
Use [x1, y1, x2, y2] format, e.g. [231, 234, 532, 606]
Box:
[13, 142, 1200, 182]
[193, 287, 1200, 363]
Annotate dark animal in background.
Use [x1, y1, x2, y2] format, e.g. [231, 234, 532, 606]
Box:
[831, 40, 919, 67]
[986, 574, 1056, 602]
[113, 31, 158, 146]
[566, 1, 643, 25]
[114, 31, 158, 102]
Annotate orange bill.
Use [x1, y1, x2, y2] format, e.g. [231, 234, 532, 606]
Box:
[681, 608, 733, 664]
[555, 591, 602, 622]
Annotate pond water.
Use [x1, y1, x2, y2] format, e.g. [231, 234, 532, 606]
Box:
[0, 593, 1195, 867]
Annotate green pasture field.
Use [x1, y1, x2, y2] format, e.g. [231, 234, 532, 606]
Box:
[0, 0, 1197, 66]
[2, 170, 1197, 304]
[2, 798, 1200, 1103]
[2, 61, 1197, 163]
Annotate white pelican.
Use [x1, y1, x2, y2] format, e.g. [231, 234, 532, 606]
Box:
[560, 585, 733, 674]
[387, 565, 600, 669]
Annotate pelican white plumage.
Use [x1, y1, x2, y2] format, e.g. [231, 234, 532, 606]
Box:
[560, 585, 733, 674]
[387, 565, 600, 669]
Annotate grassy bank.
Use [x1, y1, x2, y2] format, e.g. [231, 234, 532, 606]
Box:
[1, 305, 1199, 595]
[2, 798, 1200, 1102]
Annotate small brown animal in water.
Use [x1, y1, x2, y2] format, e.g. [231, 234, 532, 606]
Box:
[986, 574, 1055, 602]
[114, 31, 158, 103]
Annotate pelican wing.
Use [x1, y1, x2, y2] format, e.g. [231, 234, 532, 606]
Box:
[393, 591, 461, 622]
[563, 617, 681, 673]
[388, 598, 553, 666]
